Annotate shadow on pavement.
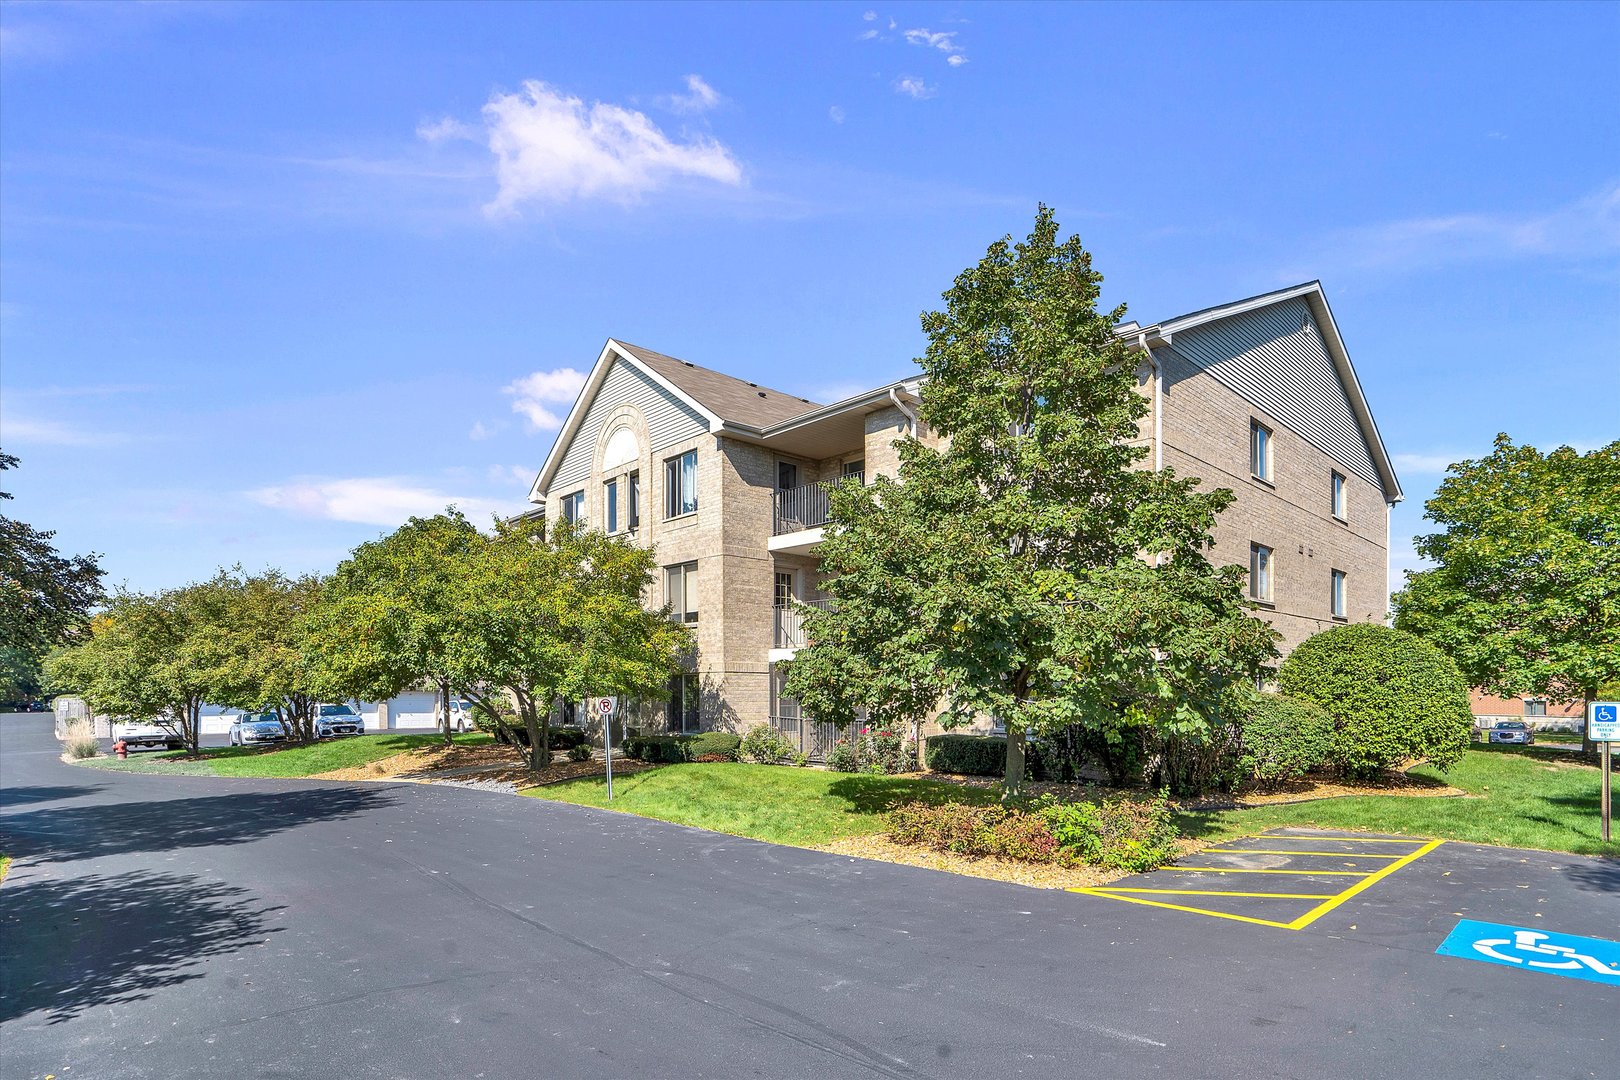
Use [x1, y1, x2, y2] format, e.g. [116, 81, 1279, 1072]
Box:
[1563, 859, 1620, 894]
[0, 784, 105, 807]
[0, 786, 396, 864]
[0, 869, 283, 1024]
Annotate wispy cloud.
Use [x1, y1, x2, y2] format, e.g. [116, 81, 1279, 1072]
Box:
[503, 367, 588, 431]
[829, 105, 847, 125]
[249, 476, 515, 528]
[488, 464, 535, 487]
[423, 78, 745, 215]
[468, 420, 497, 441]
[893, 76, 936, 100]
[903, 28, 967, 65]
[1302, 183, 1620, 275]
[0, 413, 127, 447]
[662, 74, 722, 115]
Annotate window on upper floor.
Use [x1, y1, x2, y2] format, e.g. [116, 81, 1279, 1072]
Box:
[666, 561, 699, 623]
[1331, 471, 1347, 521]
[777, 461, 798, 491]
[560, 490, 585, 525]
[628, 470, 641, 531]
[1250, 421, 1273, 482]
[1250, 543, 1274, 602]
[604, 478, 619, 534]
[774, 571, 794, 608]
[1330, 568, 1347, 619]
[665, 450, 698, 518]
[842, 459, 864, 478]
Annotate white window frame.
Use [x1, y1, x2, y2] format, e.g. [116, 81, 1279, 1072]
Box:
[1330, 568, 1346, 618]
[664, 450, 698, 519]
[1250, 543, 1273, 602]
[1331, 471, 1347, 521]
[561, 490, 585, 525]
[628, 470, 640, 531]
[604, 477, 619, 534]
[666, 561, 699, 623]
[1250, 420, 1273, 483]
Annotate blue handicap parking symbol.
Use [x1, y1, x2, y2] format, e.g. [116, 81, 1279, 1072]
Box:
[1437, 919, 1620, 986]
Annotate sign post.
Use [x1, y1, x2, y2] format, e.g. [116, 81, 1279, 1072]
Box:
[1589, 701, 1619, 844]
[596, 696, 618, 801]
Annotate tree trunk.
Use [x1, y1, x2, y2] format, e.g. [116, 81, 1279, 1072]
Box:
[187, 698, 202, 756]
[518, 692, 546, 774]
[1004, 725, 1027, 798]
[439, 678, 454, 747]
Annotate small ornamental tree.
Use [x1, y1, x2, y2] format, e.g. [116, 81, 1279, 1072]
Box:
[210, 569, 326, 741]
[1278, 623, 1473, 780]
[787, 207, 1277, 794]
[1393, 436, 1620, 753]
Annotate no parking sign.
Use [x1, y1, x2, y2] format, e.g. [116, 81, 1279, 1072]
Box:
[594, 696, 617, 718]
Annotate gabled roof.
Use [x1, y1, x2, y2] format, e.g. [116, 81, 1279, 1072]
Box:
[613, 342, 820, 429]
[1135, 280, 1402, 503]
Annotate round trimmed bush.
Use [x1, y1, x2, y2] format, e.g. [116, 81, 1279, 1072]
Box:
[1232, 692, 1335, 789]
[1278, 623, 1473, 780]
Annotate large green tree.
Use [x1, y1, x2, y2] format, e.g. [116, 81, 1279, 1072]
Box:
[304, 511, 482, 746]
[1393, 435, 1620, 752]
[448, 518, 690, 771]
[786, 207, 1277, 793]
[44, 578, 235, 753]
[0, 451, 106, 660]
[210, 568, 328, 741]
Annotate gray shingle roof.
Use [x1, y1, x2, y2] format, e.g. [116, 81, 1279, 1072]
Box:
[614, 341, 821, 429]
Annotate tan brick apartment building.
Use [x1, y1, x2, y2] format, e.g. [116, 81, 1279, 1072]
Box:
[526, 282, 1403, 753]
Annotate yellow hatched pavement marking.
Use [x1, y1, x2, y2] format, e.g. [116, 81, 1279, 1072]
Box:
[1160, 866, 1372, 876]
[1252, 835, 1425, 844]
[1070, 837, 1446, 931]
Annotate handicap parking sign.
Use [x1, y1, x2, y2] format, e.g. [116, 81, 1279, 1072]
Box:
[1437, 919, 1620, 986]
[1591, 701, 1620, 742]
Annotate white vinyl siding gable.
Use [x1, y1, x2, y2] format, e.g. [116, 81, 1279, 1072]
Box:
[549, 358, 707, 493]
[1159, 297, 1381, 489]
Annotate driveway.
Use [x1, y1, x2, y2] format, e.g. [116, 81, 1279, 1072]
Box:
[1, 712, 1614, 1079]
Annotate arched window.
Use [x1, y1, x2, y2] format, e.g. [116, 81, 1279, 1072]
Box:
[602, 426, 639, 472]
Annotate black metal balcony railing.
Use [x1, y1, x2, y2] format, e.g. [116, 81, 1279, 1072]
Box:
[773, 597, 834, 650]
[771, 473, 863, 535]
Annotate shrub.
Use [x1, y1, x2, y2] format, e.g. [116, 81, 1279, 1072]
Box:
[923, 734, 1044, 778]
[623, 735, 684, 763]
[1232, 692, 1335, 789]
[859, 727, 916, 774]
[685, 732, 741, 762]
[566, 743, 592, 763]
[508, 726, 589, 751]
[888, 802, 1061, 863]
[1279, 623, 1473, 780]
[826, 740, 859, 773]
[739, 723, 795, 764]
[1042, 791, 1179, 873]
[60, 719, 100, 760]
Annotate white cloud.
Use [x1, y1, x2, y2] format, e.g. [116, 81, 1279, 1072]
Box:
[249, 476, 513, 528]
[0, 413, 124, 447]
[859, 29, 879, 40]
[416, 116, 475, 143]
[468, 420, 495, 441]
[893, 76, 936, 100]
[863, 10, 877, 20]
[1319, 184, 1620, 272]
[503, 367, 588, 431]
[904, 28, 962, 54]
[829, 105, 846, 124]
[664, 74, 722, 115]
[488, 464, 535, 486]
[946, 54, 968, 67]
[459, 79, 744, 213]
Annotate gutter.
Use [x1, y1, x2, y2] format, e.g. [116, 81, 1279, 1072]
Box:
[888, 386, 919, 436]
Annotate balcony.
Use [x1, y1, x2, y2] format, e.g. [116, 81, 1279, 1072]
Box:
[769, 474, 862, 555]
[773, 597, 834, 652]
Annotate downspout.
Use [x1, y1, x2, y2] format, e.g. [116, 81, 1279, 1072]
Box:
[889, 386, 918, 436]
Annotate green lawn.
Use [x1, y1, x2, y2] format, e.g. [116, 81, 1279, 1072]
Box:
[1179, 746, 1615, 856]
[523, 762, 1000, 846]
[72, 732, 491, 779]
[0, 854, 10, 885]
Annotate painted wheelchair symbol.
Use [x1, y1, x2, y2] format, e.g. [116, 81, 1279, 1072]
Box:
[1473, 931, 1620, 977]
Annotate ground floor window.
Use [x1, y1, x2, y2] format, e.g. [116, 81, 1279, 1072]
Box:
[1524, 700, 1547, 717]
[668, 673, 700, 733]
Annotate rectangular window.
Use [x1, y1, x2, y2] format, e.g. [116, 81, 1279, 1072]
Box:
[1331, 471, 1347, 520]
[1250, 543, 1273, 602]
[604, 478, 619, 534]
[668, 672, 700, 734]
[1330, 569, 1346, 618]
[628, 471, 640, 531]
[560, 490, 585, 524]
[666, 561, 699, 623]
[842, 459, 864, 477]
[774, 571, 794, 608]
[777, 461, 798, 491]
[1524, 700, 1547, 717]
[1251, 420, 1272, 482]
[664, 450, 698, 518]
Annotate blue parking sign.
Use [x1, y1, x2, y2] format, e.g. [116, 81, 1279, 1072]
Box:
[1591, 701, 1620, 742]
[1437, 919, 1620, 986]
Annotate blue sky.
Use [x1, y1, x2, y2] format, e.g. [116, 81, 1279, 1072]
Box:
[2, 1, 1616, 593]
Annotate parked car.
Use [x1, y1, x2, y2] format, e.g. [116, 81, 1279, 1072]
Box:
[229, 711, 288, 747]
[313, 703, 365, 738]
[435, 698, 475, 733]
[112, 719, 181, 751]
[1488, 720, 1535, 745]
